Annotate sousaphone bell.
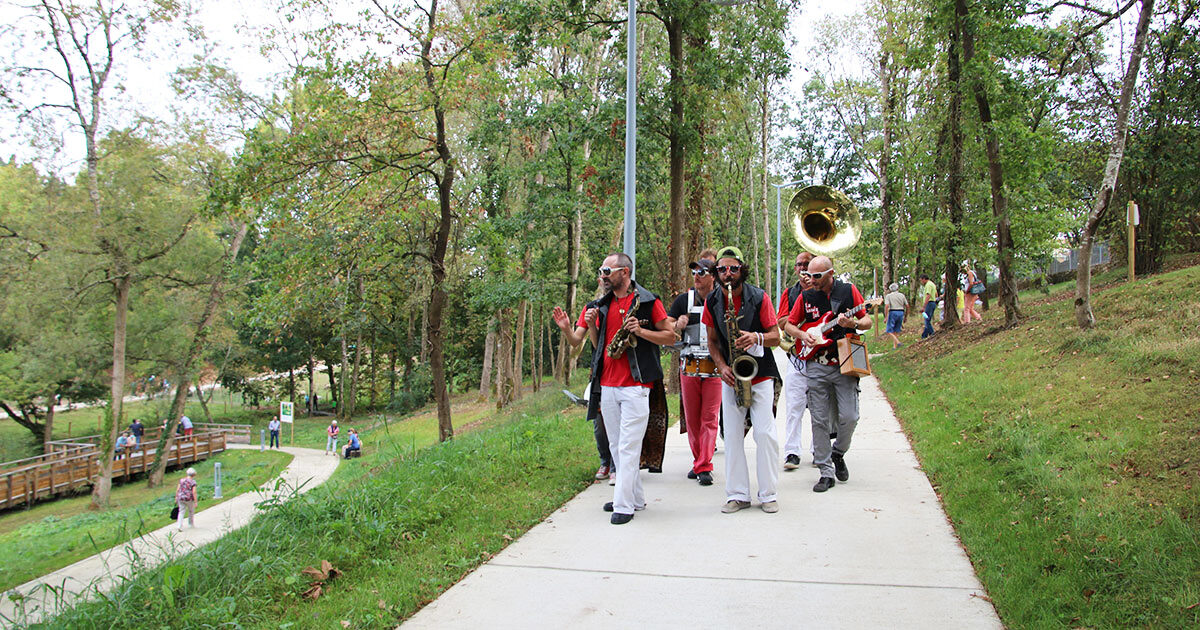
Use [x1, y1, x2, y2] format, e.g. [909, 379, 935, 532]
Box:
[789, 185, 861, 257]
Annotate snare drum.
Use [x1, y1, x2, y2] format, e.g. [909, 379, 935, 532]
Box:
[682, 356, 718, 377]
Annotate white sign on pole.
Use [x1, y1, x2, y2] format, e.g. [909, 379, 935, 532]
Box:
[280, 401, 294, 423]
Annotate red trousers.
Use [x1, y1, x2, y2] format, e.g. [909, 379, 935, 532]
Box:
[680, 374, 721, 473]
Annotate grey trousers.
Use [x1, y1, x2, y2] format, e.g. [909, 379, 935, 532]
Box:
[804, 362, 861, 479]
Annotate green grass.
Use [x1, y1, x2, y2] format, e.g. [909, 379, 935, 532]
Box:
[874, 263, 1200, 629]
[0, 449, 292, 593]
[23, 388, 595, 628]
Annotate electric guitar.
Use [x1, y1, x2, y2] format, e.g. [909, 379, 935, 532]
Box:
[795, 298, 883, 360]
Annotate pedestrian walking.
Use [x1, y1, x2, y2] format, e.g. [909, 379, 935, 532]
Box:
[325, 420, 339, 455]
[176, 468, 199, 530]
[268, 415, 281, 449]
[883, 282, 908, 349]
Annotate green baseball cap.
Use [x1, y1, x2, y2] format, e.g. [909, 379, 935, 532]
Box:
[716, 246, 744, 262]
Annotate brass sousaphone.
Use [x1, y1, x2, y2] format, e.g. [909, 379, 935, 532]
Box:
[779, 185, 862, 353]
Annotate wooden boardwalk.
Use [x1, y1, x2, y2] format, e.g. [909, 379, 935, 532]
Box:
[0, 424, 250, 510]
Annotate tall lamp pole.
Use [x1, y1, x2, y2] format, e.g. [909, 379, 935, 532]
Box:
[772, 179, 806, 299]
[622, 0, 638, 279]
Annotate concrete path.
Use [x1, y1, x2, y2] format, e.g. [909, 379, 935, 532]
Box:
[404, 371, 1003, 629]
[1, 445, 339, 627]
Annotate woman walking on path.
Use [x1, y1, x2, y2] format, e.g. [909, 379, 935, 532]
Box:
[325, 420, 339, 455]
[962, 267, 982, 323]
[176, 468, 199, 530]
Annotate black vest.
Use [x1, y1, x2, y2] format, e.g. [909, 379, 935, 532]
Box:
[784, 280, 805, 317]
[705, 283, 780, 381]
[798, 280, 859, 357]
[586, 282, 665, 421]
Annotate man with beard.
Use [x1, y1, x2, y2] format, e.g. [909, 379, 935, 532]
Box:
[702, 246, 782, 514]
[575, 253, 674, 524]
[668, 250, 720, 486]
[784, 255, 872, 493]
[778, 251, 813, 471]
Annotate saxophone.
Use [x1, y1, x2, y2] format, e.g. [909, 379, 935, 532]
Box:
[606, 292, 648, 359]
[724, 282, 759, 408]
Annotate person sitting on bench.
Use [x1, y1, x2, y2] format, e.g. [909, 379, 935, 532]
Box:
[343, 429, 362, 459]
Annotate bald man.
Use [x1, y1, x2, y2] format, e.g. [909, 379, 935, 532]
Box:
[784, 256, 872, 493]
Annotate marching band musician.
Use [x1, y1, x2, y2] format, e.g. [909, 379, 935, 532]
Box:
[778, 251, 814, 471]
[783, 255, 872, 493]
[560, 252, 674, 525]
[701, 246, 783, 514]
[668, 251, 720, 486]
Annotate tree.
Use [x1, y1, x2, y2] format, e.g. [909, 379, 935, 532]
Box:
[1075, 0, 1154, 329]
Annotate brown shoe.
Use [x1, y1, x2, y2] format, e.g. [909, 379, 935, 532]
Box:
[721, 500, 751, 513]
[760, 501, 779, 513]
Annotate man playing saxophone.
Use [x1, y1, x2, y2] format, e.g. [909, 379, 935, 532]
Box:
[575, 252, 674, 525]
[701, 246, 783, 514]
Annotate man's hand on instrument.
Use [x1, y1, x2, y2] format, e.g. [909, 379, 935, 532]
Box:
[837, 314, 857, 330]
[551, 306, 571, 331]
[718, 364, 736, 387]
[673, 315, 687, 334]
[734, 330, 757, 350]
[621, 315, 641, 335]
[800, 330, 821, 347]
[583, 307, 598, 328]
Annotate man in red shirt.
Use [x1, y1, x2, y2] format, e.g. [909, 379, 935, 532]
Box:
[702, 246, 782, 514]
[668, 253, 721, 486]
[777, 251, 813, 471]
[784, 255, 873, 493]
[572, 252, 674, 525]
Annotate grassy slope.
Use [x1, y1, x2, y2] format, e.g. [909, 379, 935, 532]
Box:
[874, 263, 1200, 629]
[0, 449, 292, 592]
[31, 387, 597, 628]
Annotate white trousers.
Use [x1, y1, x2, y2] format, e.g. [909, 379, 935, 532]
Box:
[600, 385, 650, 515]
[722, 379, 779, 503]
[783, 358, 810, 458]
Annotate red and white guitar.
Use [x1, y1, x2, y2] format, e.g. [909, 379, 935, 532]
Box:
[795, 298, 883, 360]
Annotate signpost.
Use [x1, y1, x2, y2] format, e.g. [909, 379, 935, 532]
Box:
[280, 401, 294, 445]
[1127, 201, 1139, 282]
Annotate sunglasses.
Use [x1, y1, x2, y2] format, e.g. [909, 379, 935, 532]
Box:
[802, 269, 833, 280]
[598, 266, 627, 277]
[715, 265, 743, 274]
[691, 268, 710, 277]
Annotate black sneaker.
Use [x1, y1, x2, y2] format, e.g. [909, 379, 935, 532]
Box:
[832, 452, 849, 482]
[687, 470, 698, 479]
[813, 477, 835, 492]
[783, 454, 801, 470]
[697, 471, 713, 486]
[603, 502, 614, 512]
[611, 512, 634, 525]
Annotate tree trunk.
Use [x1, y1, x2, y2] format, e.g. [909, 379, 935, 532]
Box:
[941, 1, 966, 331]
[147, 222, 248, 487]
[480, 315, 496, 398]
[92, 274, 131, 509]
[419, 298, 430, 363]
[308, 356, 317, 414]
[195, 383, 212, 422]
[339, 331, 350, 420]
[957, 0, 1021, 327]
[288, 366, 296, 404]
[326, 357, 337, 405]
[43, 403, 55, 451]
[1075, 0, 1154, 329]
[497, 308, 514, 408]
[760, 78, 772, 296]
[666, 16, 687, 325]
[879, 50, 896, 288]
[513, 300, 527, 400]
[420, 0, 455, 441]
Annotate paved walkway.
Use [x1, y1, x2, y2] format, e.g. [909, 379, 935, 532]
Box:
[1, 445, 339, 627]
[404, 370, 1004, 629]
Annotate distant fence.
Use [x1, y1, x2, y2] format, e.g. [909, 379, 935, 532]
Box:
[1038, 242, 1112, 276]
[0, 423, 249, 510]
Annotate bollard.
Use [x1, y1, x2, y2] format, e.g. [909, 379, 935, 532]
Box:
[260, 429, 266, 451]
[213, 462, 223, 499]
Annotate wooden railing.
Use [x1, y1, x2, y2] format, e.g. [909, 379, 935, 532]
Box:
[195, 423, 252, 444]
[0, 430, 228, 510]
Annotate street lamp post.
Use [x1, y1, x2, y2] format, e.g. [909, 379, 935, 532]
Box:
[622, 0, 638, 279]
[772, 179, 806, 299]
